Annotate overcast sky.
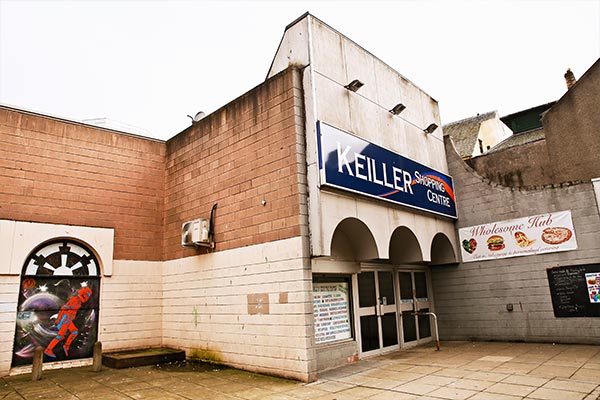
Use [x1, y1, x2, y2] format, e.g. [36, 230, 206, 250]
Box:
[1, 0, 598, 140]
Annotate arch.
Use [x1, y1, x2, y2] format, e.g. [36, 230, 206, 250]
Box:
[430, 232, 458, 265]
[389, 226, 424, 264]
[13, 238, 101, 367]
[330, 218, 379, 261]
[22, 238, 101, 277]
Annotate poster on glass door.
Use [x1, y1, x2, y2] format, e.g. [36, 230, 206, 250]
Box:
[313, 282, 351, 344]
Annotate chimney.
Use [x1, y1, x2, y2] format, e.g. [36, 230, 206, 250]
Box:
[564, 68, 577, 90]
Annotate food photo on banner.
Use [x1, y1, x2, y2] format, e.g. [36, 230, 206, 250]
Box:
[459, 210, 577, 262]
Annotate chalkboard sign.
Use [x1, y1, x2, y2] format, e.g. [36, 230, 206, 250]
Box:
[547, 264, 600, 318]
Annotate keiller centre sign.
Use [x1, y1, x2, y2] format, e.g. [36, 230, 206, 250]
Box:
[317, 121, 457, 219]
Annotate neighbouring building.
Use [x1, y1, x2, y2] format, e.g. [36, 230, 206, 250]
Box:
[0, 13, 598, 382]
[459, 58, 600, 187]
[442, 110, 512, 160]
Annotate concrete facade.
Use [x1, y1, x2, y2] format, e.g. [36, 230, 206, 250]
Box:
[268, 16, 456, 261]
[268, 14, 460, 373]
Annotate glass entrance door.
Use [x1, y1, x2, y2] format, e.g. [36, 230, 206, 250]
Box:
[356, 271, 399, 356]
[398, 271, 431, 346]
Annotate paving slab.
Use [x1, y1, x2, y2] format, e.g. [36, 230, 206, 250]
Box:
[1, 341, 599, 400]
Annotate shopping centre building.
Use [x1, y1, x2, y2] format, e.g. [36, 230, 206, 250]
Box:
[0, 14, 598, 382]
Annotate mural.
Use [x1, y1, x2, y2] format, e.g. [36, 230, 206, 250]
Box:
[12, 240, 100, 367]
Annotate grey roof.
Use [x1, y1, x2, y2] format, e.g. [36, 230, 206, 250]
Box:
[488, 127, 545, 152]
[443, 111, 497, 158]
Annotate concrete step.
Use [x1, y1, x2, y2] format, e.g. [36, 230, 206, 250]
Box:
[102, 347, 186, 369]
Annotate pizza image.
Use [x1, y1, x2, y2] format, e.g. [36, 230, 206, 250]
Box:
[514, 231, 535, 248]
[541, 227, 572, 245]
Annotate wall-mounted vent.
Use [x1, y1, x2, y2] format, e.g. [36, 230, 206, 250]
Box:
[181, 204, 217, 249]
[181, 219, 210, 247]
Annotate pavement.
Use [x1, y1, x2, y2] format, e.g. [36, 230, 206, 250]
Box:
[1, 341, 599, 400]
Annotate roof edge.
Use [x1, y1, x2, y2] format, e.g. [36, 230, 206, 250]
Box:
[0, 103, 165, 143]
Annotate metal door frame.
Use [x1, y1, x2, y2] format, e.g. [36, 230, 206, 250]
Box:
[353, 266, 400, 357]
[397, 268, 434, 349]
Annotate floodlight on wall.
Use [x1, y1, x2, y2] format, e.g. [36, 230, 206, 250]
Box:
[424, 123, 438, 134]
[389, 103, 406, 115]
[344, 79, 364, 92]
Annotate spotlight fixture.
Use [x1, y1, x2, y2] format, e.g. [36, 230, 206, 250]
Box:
[424, 123, 438, 134]
[389, 103, 406, 115]
[344, 79, 364, 92]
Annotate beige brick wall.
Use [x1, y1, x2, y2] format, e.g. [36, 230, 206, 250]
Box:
[0, 106, 165, 261]
[0, 263, 163, 376]
[0, 277, 19, 374]
[162, 237, 315, 382]
[99, 261, 163, 351]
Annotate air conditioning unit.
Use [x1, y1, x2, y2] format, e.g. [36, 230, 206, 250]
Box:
[181, 218, 211, 247]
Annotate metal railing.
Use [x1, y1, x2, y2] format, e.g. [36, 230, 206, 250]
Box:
[412, 311, 440, 351]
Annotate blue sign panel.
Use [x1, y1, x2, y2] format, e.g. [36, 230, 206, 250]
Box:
[317, 121, 457, 219]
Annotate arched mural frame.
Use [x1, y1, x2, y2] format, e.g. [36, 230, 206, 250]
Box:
[12, 238, 101, 367]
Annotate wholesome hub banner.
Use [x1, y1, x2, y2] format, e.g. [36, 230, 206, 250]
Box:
[317, 121, 457, 219]
[459, 210, 577, 262]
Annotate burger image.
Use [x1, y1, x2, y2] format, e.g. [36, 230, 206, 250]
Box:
[487, 235, 505, 251]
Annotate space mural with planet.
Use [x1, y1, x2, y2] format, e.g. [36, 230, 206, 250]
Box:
[12, 277, 100, 366]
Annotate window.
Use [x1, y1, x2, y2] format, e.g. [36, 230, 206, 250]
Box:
[313, 275, 353, 344]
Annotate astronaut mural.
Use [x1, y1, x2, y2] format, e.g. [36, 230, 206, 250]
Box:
[12, 239, 100, 367]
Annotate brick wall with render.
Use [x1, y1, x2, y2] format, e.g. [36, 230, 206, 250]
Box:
[0, 66, 313, 378]
[161, 67, 315, 381]
[430, 137, 600, 343]
[0, 106, 166, 373]
[0, 106, 166, 261]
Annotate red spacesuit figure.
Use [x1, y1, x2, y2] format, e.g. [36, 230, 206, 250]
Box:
[44, 286, 92, 358]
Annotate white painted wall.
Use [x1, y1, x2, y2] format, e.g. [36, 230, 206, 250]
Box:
[161, 236, 315, 381]
[0, 276, 20, 374]
[0, 221, 162, 376]
[0, 222, 313, 380]
[99, 260, 163, 351]
[0, 220, 114, 276]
